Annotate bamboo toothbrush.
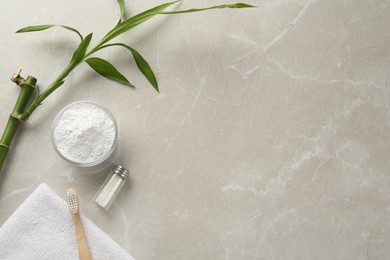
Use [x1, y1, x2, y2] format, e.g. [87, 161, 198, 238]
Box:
[67, 188, 92, 260]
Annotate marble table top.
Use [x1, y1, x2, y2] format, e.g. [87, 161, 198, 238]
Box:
[1, 0, 390, 259]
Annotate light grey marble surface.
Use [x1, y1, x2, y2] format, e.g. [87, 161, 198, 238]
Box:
[1, 0, 390, 259]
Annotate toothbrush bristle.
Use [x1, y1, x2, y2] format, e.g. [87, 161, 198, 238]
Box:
[66, 188, 79, 214]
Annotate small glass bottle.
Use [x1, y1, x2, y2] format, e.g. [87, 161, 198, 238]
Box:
[94, 165, 130, 209]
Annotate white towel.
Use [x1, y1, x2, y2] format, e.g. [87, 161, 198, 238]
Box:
[0, 183, 135, 260]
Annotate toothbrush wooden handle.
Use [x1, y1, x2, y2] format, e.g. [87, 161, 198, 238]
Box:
[73, 214, 92, 260]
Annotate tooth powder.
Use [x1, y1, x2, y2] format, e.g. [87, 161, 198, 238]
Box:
[52, 102, 117, 165]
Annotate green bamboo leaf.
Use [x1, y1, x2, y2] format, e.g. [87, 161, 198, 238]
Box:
[16, 24, 84, 41]
[85, 57, 134, 87]
[69, 33, 92, 67]
[160, 3, 256, 14]
[16, 24, 53, 32]
[98, 43, 158, 92]
[101, 1, 180, 45]
[99, 1, 255, 46]
[117, 0, 125, 20]
[60, 26, 84, 41]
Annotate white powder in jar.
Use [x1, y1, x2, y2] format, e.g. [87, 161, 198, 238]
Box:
[52, 102, 117, 164]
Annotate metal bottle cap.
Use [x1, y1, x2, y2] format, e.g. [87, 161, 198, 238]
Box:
[113, 164, 130, 179]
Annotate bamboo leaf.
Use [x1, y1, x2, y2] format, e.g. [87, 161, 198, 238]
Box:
[16, 24, 84, 41]
[98, 43, 158, 92]
[161, 3, 256, 14]
[60, 26, 84, 41]
[117, 0, 125, 20]
[99, 1, 255, 46]
[16, 24, 53, 32]
[100, 1, 180, 45]
[85, 57, 134, 87]
[69, 33, 92, 67]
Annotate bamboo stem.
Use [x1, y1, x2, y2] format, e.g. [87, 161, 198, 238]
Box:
[0, 75, 37, 171]
[0, 41, 101, 170]
[21, 40, 103, 121]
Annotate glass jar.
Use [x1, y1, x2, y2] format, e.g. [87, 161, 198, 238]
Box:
[51, 101, 118, 167]
[94, 165, 130, 209]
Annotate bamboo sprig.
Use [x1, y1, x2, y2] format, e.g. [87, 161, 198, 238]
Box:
[0, 1, 255, 172]
[19, 2, 255, 121]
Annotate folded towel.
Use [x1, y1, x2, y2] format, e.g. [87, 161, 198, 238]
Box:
[0, 183, 135, 260]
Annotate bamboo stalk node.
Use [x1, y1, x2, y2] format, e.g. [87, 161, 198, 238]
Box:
[17, 79, 25, 87]
[10, 72, 38, 92]
[11, 112, 24, 122]
[0, 143, 9, 149]
[20, 81, 38, 91]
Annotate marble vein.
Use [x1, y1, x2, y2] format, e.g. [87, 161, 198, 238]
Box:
[263, 0, 319, 52]
[0, 188, 30, 202]
[264, 53, 386, 89]
[165, 20, 217, 150]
